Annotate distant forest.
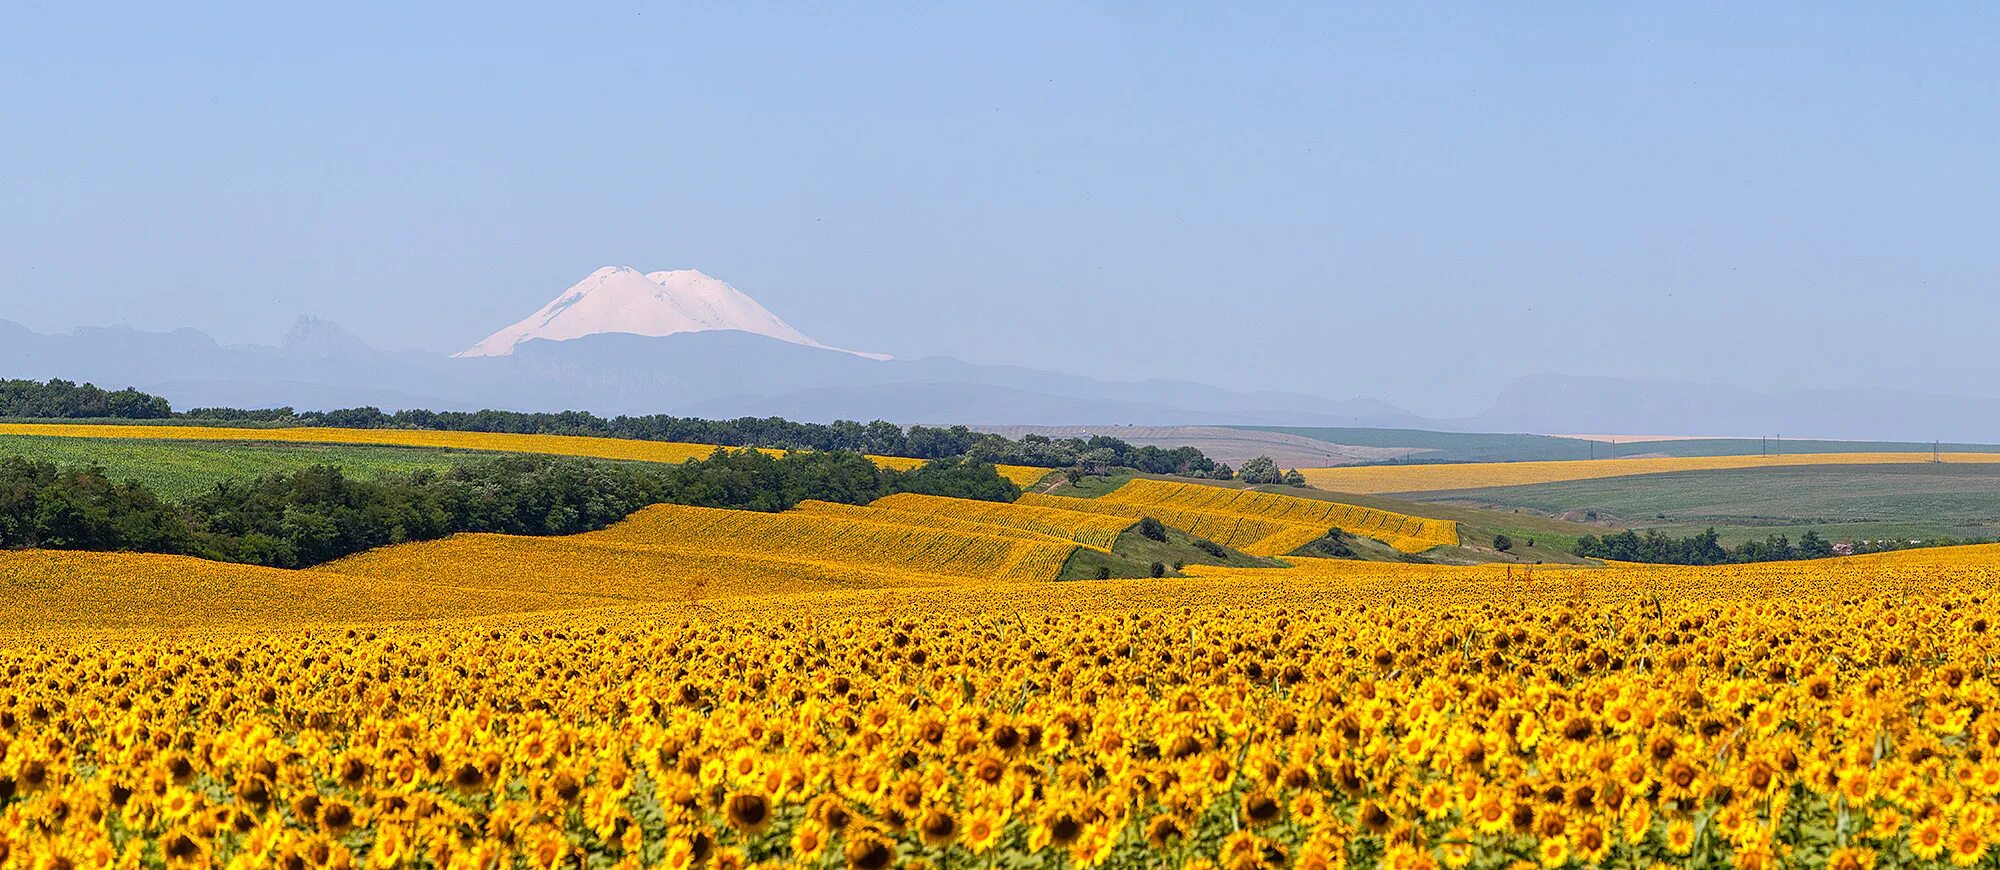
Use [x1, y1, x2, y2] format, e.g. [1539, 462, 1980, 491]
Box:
[0, 378, 1227, 475]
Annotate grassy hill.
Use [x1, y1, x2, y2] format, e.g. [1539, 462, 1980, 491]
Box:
[1059, 526, 1284, 580]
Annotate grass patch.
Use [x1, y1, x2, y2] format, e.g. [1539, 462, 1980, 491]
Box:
[0, 434, 493, 500]
[1058, 525, 1282, 580]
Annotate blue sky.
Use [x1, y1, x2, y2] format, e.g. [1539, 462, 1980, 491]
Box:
[2, 3, 1994, 414]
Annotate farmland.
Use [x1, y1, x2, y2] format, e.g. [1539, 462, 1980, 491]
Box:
[1296, 451, 2000, 494]
[0, 422, 766, 464]
[0, 433, 489, 499]
[4, 430, 2000, 867]
[1420, 462, 2000, 545]
[0, 424, 1054, 497]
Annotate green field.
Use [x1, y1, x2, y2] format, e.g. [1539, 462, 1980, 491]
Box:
[1240, 426, 2000, 465]
[0, 434, 494, 500]
[1417, 463, 2000, 545]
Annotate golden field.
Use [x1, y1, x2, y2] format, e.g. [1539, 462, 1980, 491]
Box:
[1023, 479, 1458, 555]
[993, 465, 1056, 488]
[864, 493, 1137, 551]
[6, 501, 2000, 868]
[1295, 452, 2000, 495]
[0, 424, 959, 473]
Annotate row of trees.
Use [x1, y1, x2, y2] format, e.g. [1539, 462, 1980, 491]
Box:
[0, 450, 1019, 569]
[1573, 528, 1837, 565]
[1, 379, 1233, 473]
[0, 378, 171, 419]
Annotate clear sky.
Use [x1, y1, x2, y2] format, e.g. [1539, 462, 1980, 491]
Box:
[3, 4, 1994, 415]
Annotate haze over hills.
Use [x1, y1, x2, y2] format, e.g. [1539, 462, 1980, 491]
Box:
[0, 265, 1435, 425]
[5, 265, 2000, 442]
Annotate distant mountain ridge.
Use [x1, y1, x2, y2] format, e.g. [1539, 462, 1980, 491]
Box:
[0, 316, 1420, 426]
[455, 266, 888, 360]
[6, 261, 1999, 440]
[9, 318, 2000, 439]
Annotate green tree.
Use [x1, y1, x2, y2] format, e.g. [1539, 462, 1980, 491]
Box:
[1799, 530, 1834, 559]
[1236, 456, 1281, 485]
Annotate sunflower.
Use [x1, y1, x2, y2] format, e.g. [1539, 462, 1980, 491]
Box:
[962, 805, 1006, 854]
[1946, 824, 1987, 867]
[724, 790, 773, 835]
[1241, 791, 1282, 827]
[843, 833, 895, 870]
[1218, 830, 1269, 870]
[1357, 801, 1391, 835]
[1044, 810, 1083, 848]
[1419, 780, 1452, 820]
[790, 820, 830, 863]
[1910, 816, 1948, 861]
[1145, 814, 1186, 849]
[808, 793, 854, 832]
[1380, 842, 1439, 870]
[1437, 826, 1475, 869]
[1663, 818, 1696, 856]
[1620, 804, 1651, 846]
[917, 808, 958, 847]
[1536, 835, 1569, 869]
[319, 800, 357, 836]
[148, 827, 204, 867]
[1471, 793, 1508, 834]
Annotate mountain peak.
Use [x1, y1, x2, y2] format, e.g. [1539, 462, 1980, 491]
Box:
[455, 266, 889, 360]
[281, 314, 377, 360]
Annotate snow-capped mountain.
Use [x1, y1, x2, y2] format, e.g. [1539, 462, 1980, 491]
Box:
[455, 266, 888, 359]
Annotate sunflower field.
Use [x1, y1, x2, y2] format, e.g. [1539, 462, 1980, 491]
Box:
[3, 534, 1999, 868]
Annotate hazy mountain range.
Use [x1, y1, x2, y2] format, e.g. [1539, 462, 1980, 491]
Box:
[5, 266, 1999, 441]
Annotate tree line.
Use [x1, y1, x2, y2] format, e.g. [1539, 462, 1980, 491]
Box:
[0, 449, 1018, 569]
[0, 378, 171, 419]
[1573, 528, 1839, 565]
[3, 378, 1228, 473]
